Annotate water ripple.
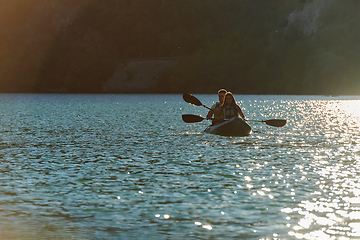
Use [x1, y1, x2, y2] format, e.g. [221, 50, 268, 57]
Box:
[1, 94, 360, 239]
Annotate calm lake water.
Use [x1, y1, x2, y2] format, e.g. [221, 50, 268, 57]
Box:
[1, 94, 360, 240]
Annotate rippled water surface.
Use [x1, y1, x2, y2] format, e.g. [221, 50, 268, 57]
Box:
[1, 94, 360, 239]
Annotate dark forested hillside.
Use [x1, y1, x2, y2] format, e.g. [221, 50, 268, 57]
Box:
[0, 0, 359, 94]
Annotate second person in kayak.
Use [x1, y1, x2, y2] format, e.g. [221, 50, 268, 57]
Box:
[217, 92, 246, 120]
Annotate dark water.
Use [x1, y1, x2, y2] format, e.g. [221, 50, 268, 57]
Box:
[0, 94, 360, 239]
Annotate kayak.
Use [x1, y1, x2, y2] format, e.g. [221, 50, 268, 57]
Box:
[204, 117, 252, 136]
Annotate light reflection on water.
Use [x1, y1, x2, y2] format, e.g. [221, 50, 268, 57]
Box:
[0, 94, 360, 239]
[284, 100, 360, 239]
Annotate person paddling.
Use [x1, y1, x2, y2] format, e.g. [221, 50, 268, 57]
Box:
[217, 92, 246, 120]
[206, 89, 227, 124]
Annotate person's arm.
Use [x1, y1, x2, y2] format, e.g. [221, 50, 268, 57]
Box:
[236, 104, 246, 120]
[206, 104, 218, 119]
[206, 109, 214, 119]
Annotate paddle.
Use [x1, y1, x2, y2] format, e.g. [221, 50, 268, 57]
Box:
[183, 93, 211, 110]
[182, 114, 209, 123]
[182, 93, 287, 127]
[182, 114, 287, 127]
[246, 119, 287, 127]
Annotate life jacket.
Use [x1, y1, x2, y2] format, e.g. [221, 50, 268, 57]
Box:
[210, 102, 224, 125]
[211, 102, 223, 119]
[223, 104, 238, 119]
[214, 102, 222, 110]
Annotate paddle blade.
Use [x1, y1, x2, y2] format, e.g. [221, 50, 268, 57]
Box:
[182, 114, 205, 123]
[183, 93, 202, 106]
[264, 119, 287, 127]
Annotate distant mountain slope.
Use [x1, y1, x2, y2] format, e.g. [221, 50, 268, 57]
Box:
[0, 0, 359, 94]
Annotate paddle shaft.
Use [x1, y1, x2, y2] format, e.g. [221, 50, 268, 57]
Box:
[182, 114, 286, 127]
[246, 120, 265, 123]
[203, 105, 212, 110]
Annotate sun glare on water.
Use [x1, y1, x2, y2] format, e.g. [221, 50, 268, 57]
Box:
[342, 100, 360, 119]
[281, 99, 360, 239]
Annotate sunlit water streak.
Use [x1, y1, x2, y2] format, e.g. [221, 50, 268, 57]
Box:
[283, 100, 360, 240]
[0, 94, 360, 239]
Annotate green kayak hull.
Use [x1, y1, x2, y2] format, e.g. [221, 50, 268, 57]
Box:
[204, 117, 252, 137]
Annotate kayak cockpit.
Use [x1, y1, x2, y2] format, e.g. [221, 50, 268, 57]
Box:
[204, 117, 252, 136]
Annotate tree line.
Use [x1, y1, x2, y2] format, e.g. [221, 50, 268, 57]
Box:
[0, 0, 359, 94]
